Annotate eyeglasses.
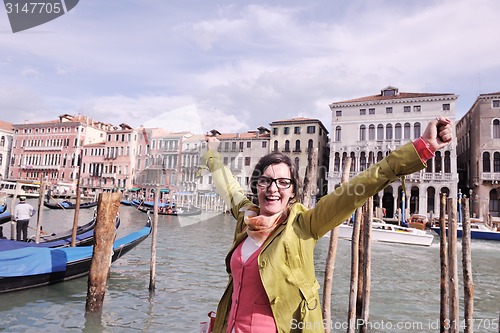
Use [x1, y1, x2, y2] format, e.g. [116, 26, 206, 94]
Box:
[256, 177, 293, 189]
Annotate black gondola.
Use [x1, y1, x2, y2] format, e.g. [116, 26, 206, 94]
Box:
[0, 219, 151, 293]
[43, 200, 98, 210]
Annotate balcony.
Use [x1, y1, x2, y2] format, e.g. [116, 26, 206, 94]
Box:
[21, 164, 61, 170]
[481, 172, 500, 181]
[23, 146, 64, 151]
[101, 173, 117, 179]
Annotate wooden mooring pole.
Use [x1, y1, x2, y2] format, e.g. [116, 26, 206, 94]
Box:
[447, 197, 459, 333]
[347, 206, 363, 333]
[439, 193, 449, 333]
[322, 157, 351, 333]
[359, 197, 373, 333]
[461, 198, 474, 333]
[34, 176, 46, 243]
[149, 186, 159, 292]
[71, 150, 83, 247]
[85, 192, 121, 313]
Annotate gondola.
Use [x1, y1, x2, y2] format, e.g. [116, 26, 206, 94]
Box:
[0, 218, 151, 293]
[43, 200, 98, 210]
[136, 205, 202, 216]
[0, 215, 120, 250]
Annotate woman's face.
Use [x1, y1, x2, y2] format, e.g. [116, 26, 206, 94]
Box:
[257, 162, 295, 216]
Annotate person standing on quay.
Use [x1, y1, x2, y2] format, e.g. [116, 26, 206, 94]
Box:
[203, 117, 453, 332]
[14, 196, 36, 241]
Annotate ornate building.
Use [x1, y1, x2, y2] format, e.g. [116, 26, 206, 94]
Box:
[328, 86, 458, 219]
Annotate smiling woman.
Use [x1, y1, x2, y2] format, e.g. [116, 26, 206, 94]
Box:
[202, 117, 453, 332]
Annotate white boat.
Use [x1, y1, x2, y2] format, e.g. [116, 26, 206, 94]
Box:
[431, 220, 500, 241]
[336, 218, 435, 247]
[0, 180, 40, 198]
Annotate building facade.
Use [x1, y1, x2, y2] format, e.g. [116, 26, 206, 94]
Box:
[269, 118, 330, 199]
[328, 86, 458, 219]
[0, 121, 13, 181]
[456, 92, 500, 220]
[10, 115, 111, 193]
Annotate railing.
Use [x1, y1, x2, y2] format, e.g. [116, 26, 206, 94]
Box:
[23, 146, 63, 151]
[21, 164, 60, 170]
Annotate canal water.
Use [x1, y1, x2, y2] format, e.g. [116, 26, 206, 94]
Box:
[0, 199, 499, 332]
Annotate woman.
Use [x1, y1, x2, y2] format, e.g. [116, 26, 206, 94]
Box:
[203, 117, 453, 332]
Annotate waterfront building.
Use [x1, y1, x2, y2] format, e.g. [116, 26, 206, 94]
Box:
[269, 117, 330, 200]
[203, 127, 271, 201]
[10, 114, 112, 193]
[456, 91, 500, 221]
[0, 121, 13, 181]
[328, 86, 458, 219]
[80, 123, 139, 194]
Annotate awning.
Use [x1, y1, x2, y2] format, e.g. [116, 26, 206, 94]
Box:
[130, 188, 141, 192]
[159, 189, 170, 193]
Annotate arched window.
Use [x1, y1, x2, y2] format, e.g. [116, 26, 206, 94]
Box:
[377, 151, 383, 162]
[434, 151, 442, 173]
[360, 152, 366, 171]
[273, 140, 278, 151]
[483, 152, 491, 172]
[368, 125, 375, 140]
[294, 140, 301, 152]
[359, 125, 366, 141]
[386, 124, 393, 140]
[335, 126, 341, 141]
[377, 124, 384, 140]
[350, 152, 356, 172]
[489, 189, 499, 216]
[395, 123, 402, 139]
[284, 140, 290, 152]
[493, 119, 500, 138]
[0, 154, 2, 166]
[404, 123, 411, 139]
[494, 152, 500, 172]
[294, 157, 300, 171]
[308, 139, 314, 150]
[444, 151, 451, 173]
[334, 152, 340, 172]
[414, 122, 421, 138]
[426, 157, 433, 173]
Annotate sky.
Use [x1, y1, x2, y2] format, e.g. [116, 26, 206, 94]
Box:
[1, 0, 499, 134]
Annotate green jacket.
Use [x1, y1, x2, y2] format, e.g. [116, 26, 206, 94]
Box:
[205, 142, 425, 333]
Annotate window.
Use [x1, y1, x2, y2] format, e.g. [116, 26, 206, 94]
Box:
[294, 157, 300, 171]
[414, 122, 421, 138]
[307, 126, 315, 134]
[239, 142, 244, 151]
[483, 152, 491, 172]
[283, 140, 290, 152]
[360, 109, 366, 115]
[294, 126, 301, 134]
[444, 151, 451, 173]
[404, 123, 411, 139]
[404, 106, 411, 113]
[414, 105, 421, 112]
[359, 125, 366, 141]
[368, 125, 375, 140]
[272, 128, 278, 135]
[369, 108, 375, 115]
[284, 127, 290, 135]
[492, 100, 500, 108]
[360, 152, 366, 171]
[386, 124, 393, 140]
[0, 136, 4, 146]
[307, 139, 313, 149]
[494, 152, 500, 172]
[386, 107, 393, 114]
[395, 123, 402, 139]
[294, 140, 301, 152]
[336, 110, 342, 117]
[247, 141, 251, 148]
[442, 103, 450, 111]
[377, 124, 384, 140]
[493, 119, 500, 138]
[335, 126, 342, 142]
[262, 141, 267, 148]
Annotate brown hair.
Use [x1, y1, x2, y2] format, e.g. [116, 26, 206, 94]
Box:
[250, 152, 302, 204]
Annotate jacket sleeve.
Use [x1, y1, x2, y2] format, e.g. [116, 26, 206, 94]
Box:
[301, 142, 426, 238]
[202, 150, 251, 218]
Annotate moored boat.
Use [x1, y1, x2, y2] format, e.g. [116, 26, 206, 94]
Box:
[431, 220, 500, 241]
[0, 219, 151, 293]
[0, 180, 40, 198]
[336, 218, 434, 246]
[43, 200, 98, 210]
[136, 205, 202, 216]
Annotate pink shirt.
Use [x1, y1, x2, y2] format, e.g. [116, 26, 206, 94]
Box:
[227, 239, 277, 333]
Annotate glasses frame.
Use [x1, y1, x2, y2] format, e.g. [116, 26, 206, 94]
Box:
[256, 176, 293, 189]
